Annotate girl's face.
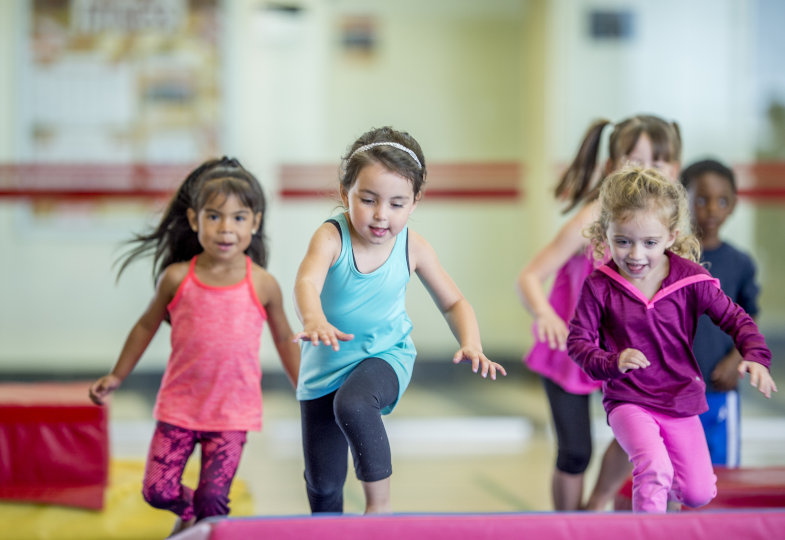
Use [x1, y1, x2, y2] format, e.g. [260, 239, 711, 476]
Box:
[187, 193, 261, 262]
[615, 133, 680, 182]
[606, 207, 675, 286]
[341, 161, 418, 248]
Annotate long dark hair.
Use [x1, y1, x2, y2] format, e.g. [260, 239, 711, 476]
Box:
[116, 157, 268, 283]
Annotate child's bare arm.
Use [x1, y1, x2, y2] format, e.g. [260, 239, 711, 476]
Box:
[256, 269, 301, 388]
[292, 224, 353, 351]
[410, 230, 505, 380]
[516, 202, 597, 351]
[89, 264, 183, 405]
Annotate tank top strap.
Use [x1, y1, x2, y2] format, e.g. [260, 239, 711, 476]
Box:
[243, 255, 266, 317]
[168, 256, 198, 312]
[391, 225, 409, 273]
[332, 213, 350, 264]
[243, 255, 253, 284]
[187, 255, 198, 277]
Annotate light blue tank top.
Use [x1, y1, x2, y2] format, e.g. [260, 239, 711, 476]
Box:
[296, 213, 416, 414]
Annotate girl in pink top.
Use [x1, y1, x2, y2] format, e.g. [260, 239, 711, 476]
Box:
[89, 158, 300, 536]
[516, 114, 682, 510]
[568, 167, 776, 513]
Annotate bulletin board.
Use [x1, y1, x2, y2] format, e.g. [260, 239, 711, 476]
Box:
[21, 0, 222, 165]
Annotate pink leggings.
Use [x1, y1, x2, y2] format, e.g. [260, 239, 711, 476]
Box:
[142, 421, 247, 522]
[609, 404, 716, 513]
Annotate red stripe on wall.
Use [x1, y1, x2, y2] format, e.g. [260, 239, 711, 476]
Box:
[278, 162, 523, 199]
[279, 188, 521, 200]
[1, 161, 784, 200]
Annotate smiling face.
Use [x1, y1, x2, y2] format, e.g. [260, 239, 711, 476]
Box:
[687, 171, 736, 247]
[187, 192, 261, 263]
[606, 206, 676, 287]
[340, 161, 418, 248]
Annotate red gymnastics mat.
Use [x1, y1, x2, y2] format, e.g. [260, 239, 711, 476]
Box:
[615, 467, 785, 511]
[175, 510, 785, 540]
[0, 381, 109, 510]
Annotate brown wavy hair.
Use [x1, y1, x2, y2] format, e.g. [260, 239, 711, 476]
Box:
[339, 126, 426, 201]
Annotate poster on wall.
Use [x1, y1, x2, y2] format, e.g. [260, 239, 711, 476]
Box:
[24, 0, 222, 164]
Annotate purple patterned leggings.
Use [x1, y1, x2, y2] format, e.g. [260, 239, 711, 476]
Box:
[142, 421, 247, 522]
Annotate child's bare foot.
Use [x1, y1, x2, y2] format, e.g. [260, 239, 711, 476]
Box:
[167, 516, 196, 538]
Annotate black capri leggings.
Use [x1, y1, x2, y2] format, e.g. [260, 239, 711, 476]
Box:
[300, 357, 400, 513]
[542, 376, 593, 475]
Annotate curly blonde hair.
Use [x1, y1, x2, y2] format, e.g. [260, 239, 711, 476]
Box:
[586, 166, 700, 263]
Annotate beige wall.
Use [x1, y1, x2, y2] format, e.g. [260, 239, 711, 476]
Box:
[1, 0, 779, 374]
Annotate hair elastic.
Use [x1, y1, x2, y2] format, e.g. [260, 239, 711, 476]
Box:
[349, 142, 422, 169]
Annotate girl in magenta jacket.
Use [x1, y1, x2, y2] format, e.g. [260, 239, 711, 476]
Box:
[567, 166, 776, 513]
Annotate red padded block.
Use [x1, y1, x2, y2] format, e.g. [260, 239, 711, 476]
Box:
[615, 467, 785, 511]
[176, 510, 785, 540]
[0, 381, 109, 510]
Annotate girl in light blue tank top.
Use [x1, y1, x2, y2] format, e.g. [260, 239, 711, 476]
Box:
[293, 126, 506, 515]
[297, 212, 416, 413]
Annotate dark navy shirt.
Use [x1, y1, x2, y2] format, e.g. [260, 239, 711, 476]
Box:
[693, 242, 760, 392]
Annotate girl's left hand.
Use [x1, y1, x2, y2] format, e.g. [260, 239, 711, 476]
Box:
[453, 348, 507, 380]
[738, 361, 778, 398]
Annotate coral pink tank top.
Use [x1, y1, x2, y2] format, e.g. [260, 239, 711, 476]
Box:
[154, 256, 267, 431]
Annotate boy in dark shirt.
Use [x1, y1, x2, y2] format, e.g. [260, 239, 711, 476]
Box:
[681, 159, 760, 467]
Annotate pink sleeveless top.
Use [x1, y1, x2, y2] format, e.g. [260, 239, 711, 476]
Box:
[523, 250, 602, 395]
[154, 256, 267, 431]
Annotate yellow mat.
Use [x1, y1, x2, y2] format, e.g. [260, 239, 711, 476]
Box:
[0, 460, 253, 540]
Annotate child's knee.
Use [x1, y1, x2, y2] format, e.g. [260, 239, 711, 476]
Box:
[556, 448, 591, 475]
[333, 390, 373, 425]
[680, 479, 717, 509]
[142, 483, 177, 509]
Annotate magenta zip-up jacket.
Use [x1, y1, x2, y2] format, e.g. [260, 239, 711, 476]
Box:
[567, 251, 771, 418]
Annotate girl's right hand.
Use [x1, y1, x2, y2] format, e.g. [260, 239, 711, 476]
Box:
[293, 322, 354, 352]
[618, 348, 650, 373]
[534, 310, 569, 351]
[89, 374, 122, 405]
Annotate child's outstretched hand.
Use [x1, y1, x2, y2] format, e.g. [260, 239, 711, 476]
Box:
[534, 310, 569, 351]
[294, 321, 354, 352]
[618, 348, 650, 373]
[452, 348, 507, 380]
[89, 374, 122, 405]
[738, 361, 778, 398]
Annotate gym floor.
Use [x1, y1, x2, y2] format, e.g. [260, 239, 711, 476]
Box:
[108, 359, 785, 517]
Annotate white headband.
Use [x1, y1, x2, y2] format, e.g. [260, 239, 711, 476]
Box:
[348, 142, 422, 169]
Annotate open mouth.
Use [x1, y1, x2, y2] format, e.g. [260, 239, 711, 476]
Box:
[626, 262, 646, 274]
